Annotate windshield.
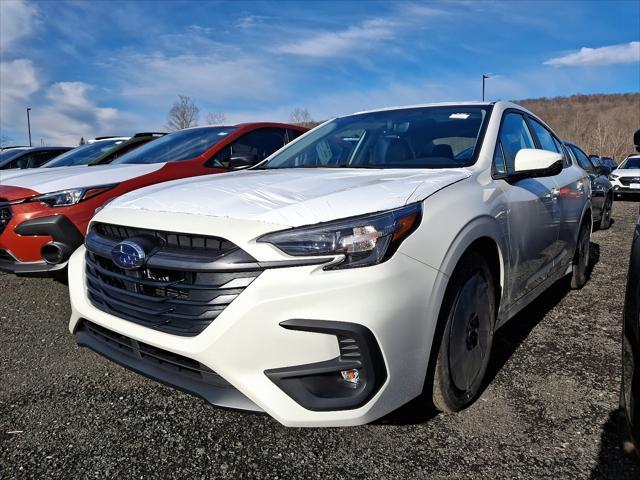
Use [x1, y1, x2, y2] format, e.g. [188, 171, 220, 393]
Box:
[619, 157, 640, 169]
[111, 127, 237, 165]
[262, 106, 490, 169]
[44, 139, 125, 167]
[0, 149, 29, 164]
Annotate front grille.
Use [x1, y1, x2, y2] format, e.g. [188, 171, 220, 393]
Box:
[93, 222, 236, 252]
[85, 223, 263, 336]
[82, 320, 231, 388]
[619, 177, 640, 186]
[0, 199, 11, 236]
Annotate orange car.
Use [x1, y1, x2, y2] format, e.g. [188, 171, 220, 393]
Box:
[0, 123, 306, 274]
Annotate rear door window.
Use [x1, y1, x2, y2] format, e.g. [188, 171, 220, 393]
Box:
[570, 145, 595, 174]
[27, 150, 64, 167]
[287, 129, 305, 142]
[208, 128, 287, 167]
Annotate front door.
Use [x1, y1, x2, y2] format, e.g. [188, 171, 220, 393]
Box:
[495, 112, 562, 301]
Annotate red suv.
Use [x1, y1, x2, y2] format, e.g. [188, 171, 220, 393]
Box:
[0, 123, 307, 274]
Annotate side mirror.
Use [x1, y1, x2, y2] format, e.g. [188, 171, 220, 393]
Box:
[508, 149, 564, 181]
[228, 154, 260, 170]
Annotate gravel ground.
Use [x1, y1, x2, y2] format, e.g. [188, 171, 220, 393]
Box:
[1, 201, 640, 480]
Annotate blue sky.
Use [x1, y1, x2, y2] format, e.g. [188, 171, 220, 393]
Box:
[1, 0, 639, 145]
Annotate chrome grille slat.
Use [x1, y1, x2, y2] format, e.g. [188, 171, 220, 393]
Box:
[85, 223, 262, 336]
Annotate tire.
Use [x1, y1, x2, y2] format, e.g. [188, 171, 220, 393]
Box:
[432, 250, 496, 413]
[598, 195, 612, 230]
[571, 219, 590, 289]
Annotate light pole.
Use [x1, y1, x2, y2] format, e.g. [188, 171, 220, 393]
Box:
[482, 75, 490, 101]
[26, 107, 32, 147]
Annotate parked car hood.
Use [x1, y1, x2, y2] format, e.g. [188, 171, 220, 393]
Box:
[612, 168, 640, 177]
[0, 163, 165, 195]
[110, 168, 471, 227]
[0, 165, 88, 184]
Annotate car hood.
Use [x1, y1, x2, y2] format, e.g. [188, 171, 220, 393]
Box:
[0, 163, 165, 195]
[109, 168, 471, 227]
[0, 165, 88, 184]
[612, 168, 640, 177]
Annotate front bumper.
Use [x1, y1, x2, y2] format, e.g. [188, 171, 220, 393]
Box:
[0, 208, 84, 273]
[68, 219, 443, 426]
[0, 248, 66, 274]
[611, 178, 640, 194]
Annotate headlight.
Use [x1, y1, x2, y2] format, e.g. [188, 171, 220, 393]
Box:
[258, 203, 422, 269]
[26, 184, 118, 207]
[609, 173, 619, 180]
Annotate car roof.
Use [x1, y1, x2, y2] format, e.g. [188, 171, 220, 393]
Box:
[25, 146, 71, 151]
[0, 145, 30, 150]
[177, 122, 307, 133]
[351, 100, 496, 116]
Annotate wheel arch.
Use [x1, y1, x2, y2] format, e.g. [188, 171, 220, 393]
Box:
[437, 215, 507, 306]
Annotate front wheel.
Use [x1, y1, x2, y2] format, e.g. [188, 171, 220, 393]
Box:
[432, 251, 496, 413]
[598, 196, 613, 230]
[571, 219, 591, 289]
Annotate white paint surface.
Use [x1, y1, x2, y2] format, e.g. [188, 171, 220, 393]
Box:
[0, 163, 165, 193]
[109, 168, 472, 226]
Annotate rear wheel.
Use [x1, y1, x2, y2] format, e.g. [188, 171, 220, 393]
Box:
[571, 219, 590, 289]
[432, 251, 496, 413]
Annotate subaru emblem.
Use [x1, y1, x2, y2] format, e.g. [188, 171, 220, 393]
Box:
[111, 240, 146, 270]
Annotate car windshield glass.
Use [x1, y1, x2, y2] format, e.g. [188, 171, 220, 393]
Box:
[111, 127, 237, 165]
[0, 149, 28, 164]
[619, 157, 640, 169]
[44, 139, 125, 167]
[261, 106, 490, 169]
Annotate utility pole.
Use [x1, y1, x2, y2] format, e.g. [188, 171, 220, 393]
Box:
[26, 107, 32, 146]
[482, 75, 490, 101]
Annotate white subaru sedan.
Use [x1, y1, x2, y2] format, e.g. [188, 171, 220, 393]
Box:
[68, 101, 591, 427]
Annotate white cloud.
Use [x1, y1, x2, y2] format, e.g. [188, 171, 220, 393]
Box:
[273, 18, 396, 58]
[544, 41, 640, 67]
[116, 52, 279, 103]
[273, 5, 446, 59]
[0, 59, 40, 141]
[32, 82, 123, 145]
[0, 0, 39, 53]
[1, 79, 129, 146]
[108, 26, 282, 105]
[0, 59, 39, 102]
[235, 15, 268, 29]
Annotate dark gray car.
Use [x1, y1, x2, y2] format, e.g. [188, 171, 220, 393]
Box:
[565, 141, 613, 230]
[0, 146, 71, 170]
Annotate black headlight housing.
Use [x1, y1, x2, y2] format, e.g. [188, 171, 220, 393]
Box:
[257, 203, 422, 270]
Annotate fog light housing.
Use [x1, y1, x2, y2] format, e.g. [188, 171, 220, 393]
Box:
[265, 320, 386, 411]
[341, 369, 360, 388]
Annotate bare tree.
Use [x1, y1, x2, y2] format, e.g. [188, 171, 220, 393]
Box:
[518, 93, 640, 161]
[289, 107, 315, 127]
[206, 112, 227, 125]
[166, 95, 200, 131]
